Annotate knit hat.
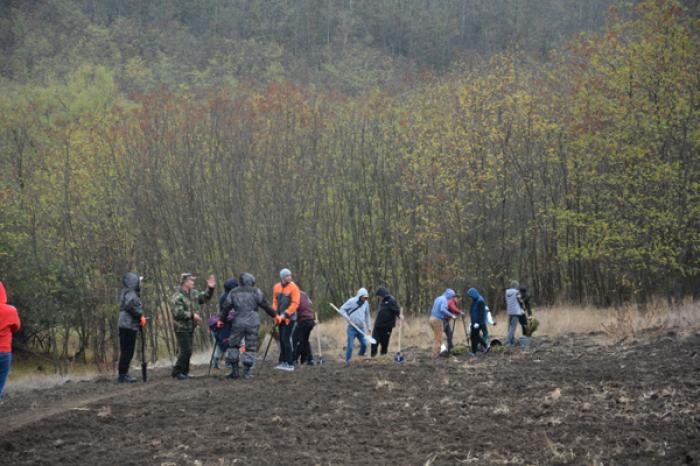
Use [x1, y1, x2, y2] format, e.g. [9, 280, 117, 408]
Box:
[280, 268, 292, 280]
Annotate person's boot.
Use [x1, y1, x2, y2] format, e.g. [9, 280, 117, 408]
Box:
[118, 374, 137, 383]
[226, 364, 240, 379]
[242, 364, 253, 380]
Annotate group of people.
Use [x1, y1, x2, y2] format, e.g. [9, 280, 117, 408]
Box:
[0, 273, 536, 398]
[115, 269, 535, 383]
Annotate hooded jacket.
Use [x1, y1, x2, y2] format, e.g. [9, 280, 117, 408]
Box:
[0, 281, 21, 352]
[431, 289, 456, 320]
[505, 287, 523, 316]
[339, 288, 371, 332]
[218, 278, 239, 311]
[118, 273, 144, 331]
[220, 273, 275, 328]
[467, 288, 486, 327]
[374, 287, 401, 328]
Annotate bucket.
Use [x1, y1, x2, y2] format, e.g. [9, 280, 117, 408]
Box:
[519, 336, 532, 349]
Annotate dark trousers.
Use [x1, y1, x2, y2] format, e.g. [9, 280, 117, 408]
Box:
[443, 320, 454, 351]
[173, 331, 193, 376]
[278, 320, 296, 365]
[371, 325, 393, 357]
[293, 319, 315, 364]
[118, 328, 137, 375]
[470, 324, 487, 354]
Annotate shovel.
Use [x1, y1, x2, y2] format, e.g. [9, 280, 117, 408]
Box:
[460, 314, 471, 347]
[139, 325, 148, 382]
[314, 312, 326, 365]
[329, 303, 377, 345]
[262, 325, 277, 363]
[394, 318, 405, 364]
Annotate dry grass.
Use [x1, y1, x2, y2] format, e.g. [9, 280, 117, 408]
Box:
[315, 301, 700, 356]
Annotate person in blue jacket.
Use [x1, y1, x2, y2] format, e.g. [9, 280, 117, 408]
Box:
[430, 289, 457, 358]
[467, 288, 489, 356]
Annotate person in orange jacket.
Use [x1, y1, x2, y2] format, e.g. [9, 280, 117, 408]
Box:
[0, 281, 21, 400]
[272, 268, 300, 372]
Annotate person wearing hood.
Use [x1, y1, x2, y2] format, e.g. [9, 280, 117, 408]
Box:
[442, 293, 464, 355]
[339, 288, 372, 364]
[209, 278, 238, 369]
[171, 273, 216, 380]
[467, 288, 489, 356]
[219, 272, 275, 378]
[505, 280, 528, 346]
[0, 281, 20, 399]
[272, 268, 301, 371]
[430, 289, 457, 358]
[371, 287, 403, 357]
[117, 273, 146, 383]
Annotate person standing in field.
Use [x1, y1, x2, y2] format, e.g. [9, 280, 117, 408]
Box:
[211, 277, 238, 369]
[219, 273, 275, 379]
[272, 268, 301, 372]
[0, 281, 20, 400]
[339, 288, 372, 365]
[371, 287, 403, 358]
[442, 292, 464, 355]
[292, 286, 316, 365]
[117, 272, 146, 383]
[430, 289, 457, 358]
[467, 288, 489, 356]
[171, 273, 216, 380]
[505, 280, 528, 346]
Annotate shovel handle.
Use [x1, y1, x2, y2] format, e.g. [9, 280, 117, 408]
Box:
[329, 303, 377, 345]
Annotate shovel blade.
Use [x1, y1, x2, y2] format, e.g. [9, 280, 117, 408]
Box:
[394, 352, 405, 364]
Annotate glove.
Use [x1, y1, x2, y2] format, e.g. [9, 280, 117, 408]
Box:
[473, 323, 480, 329]
[274, 315, 283, 325]
[216, 320, 225, 329]
[139, 316, 147, 328]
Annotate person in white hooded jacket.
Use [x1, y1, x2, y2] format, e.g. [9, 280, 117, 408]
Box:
[339, 288, 371, 364]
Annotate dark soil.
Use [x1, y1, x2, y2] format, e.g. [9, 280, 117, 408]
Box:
[1, 333, 699, 466]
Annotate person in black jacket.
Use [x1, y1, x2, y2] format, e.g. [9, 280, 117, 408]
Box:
[371, 287, 403, 357]
[117, 273, 145, 383]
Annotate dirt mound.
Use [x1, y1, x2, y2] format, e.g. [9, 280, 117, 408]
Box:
[1, 335, 698, 465]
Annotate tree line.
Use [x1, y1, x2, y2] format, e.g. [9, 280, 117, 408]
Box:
[0, 0, 698, 368]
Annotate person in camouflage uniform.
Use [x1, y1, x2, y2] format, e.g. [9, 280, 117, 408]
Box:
[171, 273, 216, 380]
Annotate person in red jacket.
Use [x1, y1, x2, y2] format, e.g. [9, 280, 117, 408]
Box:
[0, 281, 21, 400]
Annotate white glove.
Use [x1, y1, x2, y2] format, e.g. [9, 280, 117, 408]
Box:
[473, 323, 480, 329]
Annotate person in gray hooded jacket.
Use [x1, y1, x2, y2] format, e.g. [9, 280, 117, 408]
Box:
[117, 272, 145, 383]
[218, 272, 275, 379]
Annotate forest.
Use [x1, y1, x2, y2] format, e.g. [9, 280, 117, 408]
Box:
[0, 0, 698, 366]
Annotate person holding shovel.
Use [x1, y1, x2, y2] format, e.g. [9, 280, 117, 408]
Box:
[430, 289, 457, 358]
[171, 273, 215, 380]
[371, 287, 403, 357]
[117, 272, 146, 383]
[339, 288, 372, 365]
[442, 292, 464, 355]
[467, 288, 489, 356]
